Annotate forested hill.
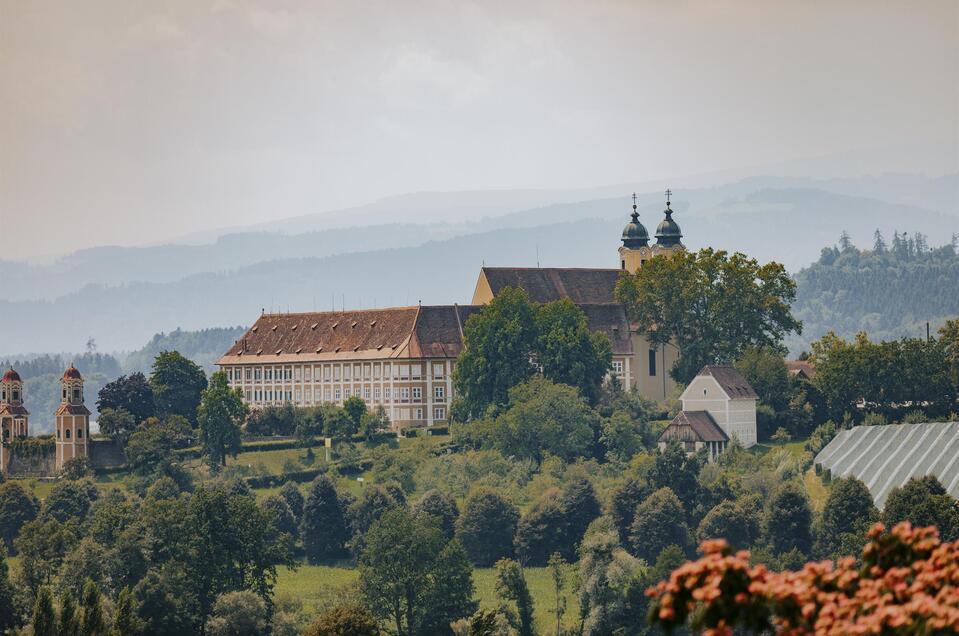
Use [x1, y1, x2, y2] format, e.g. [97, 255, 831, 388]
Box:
[121, 326, 247, 376]
[787, 231, 959, 354]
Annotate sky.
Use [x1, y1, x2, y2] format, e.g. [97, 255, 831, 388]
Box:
[1, 0, 957, 261]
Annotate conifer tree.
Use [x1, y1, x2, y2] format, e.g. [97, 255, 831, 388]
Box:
[301, 475, 350, 563]
[60, 591, 80, 636]
[31, 586, 57, 636]
[112, 587, 143, 636]
[80, 579, 108, 636]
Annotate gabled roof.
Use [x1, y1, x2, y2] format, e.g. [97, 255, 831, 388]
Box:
[696, 365, 757, 399]
[56, 403, 90, 417]
[479, 267, 622, 304]
[659, 410, 728, 443]
[409, 305, 482, 359]
[785, 360, 816, 380]
[578, 304, 633, 355]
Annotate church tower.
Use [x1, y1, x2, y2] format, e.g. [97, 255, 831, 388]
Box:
[55, 366, 90, 471]
[619, 190, 685, 273]
[0, 369, 29, 473]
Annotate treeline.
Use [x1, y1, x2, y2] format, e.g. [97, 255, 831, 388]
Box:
[789, 230, 959, 352]
[121, 326, 246, 376]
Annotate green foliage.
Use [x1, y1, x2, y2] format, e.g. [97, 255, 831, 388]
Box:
[609, 477, 651, 547]
[514, 489, 568, 567]
[97, 408, 139, 445]
[811, 331, 956, 419]
[197, 371, 247, 469]
[32, 586, 57, 636]
[360, 507, 475, 636]
[0, 481, 39, 552]
[42, 479, 98, 524]
[456, 488, 520, 567]
[494, 558, 534, 636]
[80, 579, 109, 636]
[616, 248, 800, 384]
[279, 481, 305, 522]
[97, 373, 155, 425]
[577, 517, 645, 636]
[204, 590, 268, 636]
[815, 477, 878, 559]
[303, 603, 380, 636]
[791, 234, 959, 351]
[149, 351, 208, 424]
[124, 327, 248, 376]
[535, 298, 612, 404]
[302, 476, 350, 563]
[411, 489, 459, 540]
[343, 396, 367, 435]
[245, 403, 297, 437]
[16, 517, 75, 592]
[883, 475, 959, 541]
[0, 555, 16, 634]
[698, 498, 762, 549]
[629, 487, 690, 562]
[125, 416, 191, 476]
[112, 586, 143, 636]
[647, 439, 703, 512]
[133, 567, 198, 636]
[473, 378, 598, 462]
[765, 482, 813, 556]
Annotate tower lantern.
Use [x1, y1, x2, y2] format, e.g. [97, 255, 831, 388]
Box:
[55, 365, 90, 471]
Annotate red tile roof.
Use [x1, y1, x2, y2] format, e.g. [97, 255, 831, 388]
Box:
[481, 267, 622, 304]
[785, 360, 816, 379]
[659, 410, 729, 443]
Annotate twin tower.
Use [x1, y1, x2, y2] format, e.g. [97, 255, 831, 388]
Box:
[618, 191, 684, 271]
[0, 366, 90, 473]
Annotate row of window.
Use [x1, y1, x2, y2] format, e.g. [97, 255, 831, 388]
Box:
[245, 385, 447, 404]
[226, 362, 447, 383]
[55, 428, 85, 439]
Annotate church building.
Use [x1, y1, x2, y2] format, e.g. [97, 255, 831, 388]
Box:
[219, 192, 689, 430]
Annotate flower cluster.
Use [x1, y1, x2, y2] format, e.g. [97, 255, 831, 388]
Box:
[647, 523, 959, 635]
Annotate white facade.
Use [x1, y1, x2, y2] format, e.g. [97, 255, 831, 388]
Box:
[681, 374, 757, 448]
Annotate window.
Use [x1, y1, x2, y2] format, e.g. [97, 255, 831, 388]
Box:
[363, 387, 371, 400]
[334, 388, 341, 401]
[265, 367, 273, 381]
[324, 366, 331, 379]
[433, 407, 446, 420]
[73, 389, 81, 401]
[245, 390, 251, 401]
[363, 365, 371, 379]
[343, 365, 351, 379]
[433, 364, 445, 378]
[415, 408, 423, 420]
[385, 388, 391, 400]
[295, 389, 302, 402]
[324, 389, 331, 401]
[648, 349, 657, 377]
[399, 365, 410, 379]
[373, 364, 381, 379]
[294, 367, 302, 381]
[434, 386, 445, 400]
[412, 387, 422, 400]
[228, 368, 234, 381]
[305, 367, 312, 381]
[411, 364, 421, 379]
[77, 428, 83, 438]
[12, 390, 19, 401]
[400, 387, 410, 400]
[374, 387, 381, 400]
[254, 368, 262, 381]
[245, 368, 252, 381]
[65, 429, 71, 439]
[612, 360, 623, 375]
[334, 366, 341, 380]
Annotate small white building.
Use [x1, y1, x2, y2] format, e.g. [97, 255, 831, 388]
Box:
[658, 365, 758, 457]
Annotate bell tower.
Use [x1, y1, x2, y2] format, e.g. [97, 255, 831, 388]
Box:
[0, 369, 29, 474]
[55, 366, 90, 471]
[618, 193, 652, 273]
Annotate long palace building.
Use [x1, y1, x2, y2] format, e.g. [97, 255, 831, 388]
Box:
[218, 194, 685, 430]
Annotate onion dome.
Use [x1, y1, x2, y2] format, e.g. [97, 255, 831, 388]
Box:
[655, 197, 683, 248]
[63, 366, 83, 381]
[2, 368, 21, 383]
[621, 195, 650, 248]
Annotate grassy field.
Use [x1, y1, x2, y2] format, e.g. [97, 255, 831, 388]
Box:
[275, 561, 580, 633]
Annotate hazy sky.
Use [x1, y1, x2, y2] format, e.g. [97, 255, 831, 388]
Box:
[2, 0, 957, 260]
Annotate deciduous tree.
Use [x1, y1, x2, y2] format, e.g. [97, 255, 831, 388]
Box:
[149, 351, 207, 424]
[196, 371, 247, 469]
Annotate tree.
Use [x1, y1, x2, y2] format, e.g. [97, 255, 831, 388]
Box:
[765, 481, 813, 555]
[185, 485, 288, 625]
[133, 568, 198, 636]
[359, 508, 447, 636]
[609, 477, 650, 546]
[204, 591, 268, 636]
[649, 523, 959, 635]
[494, 559, 534, 636]
[0, 481, 39, 552]
[31, 586, 57, 636]
[940, 318, 959, 390]
[453, 287, 538, 418]
[0, 555, 17, 634]
[616, 248, 800, 384]
[347, 484, 404, 555]
[535, 298, 612, 404]
[261, 495, 297, 538]
[149, 351, 207, 424]
[60, 591, 80, 636]
[97, 372, 155, 424]
[629, 487, 689, 562]
[359, 406, 391, 443]
[97, 407, 138, 445]
[16, 517, 75, 592]
[112, 586, 143, 636]
[816, 477, 878, 559]
[456, 488, 520, 566]
[343, 396, 367, 437]
[883, 476, 959, 541]
[697, 499, 761, 549]
[411, 489, 459, 540]
[301, 475, 350, 563]
[278, 482, 305, 523]
[124, 417, 181, 475]
[514, 489, 568, 566]
[80, 579, 109, 636]
[303, 603, 379, 636]
[734, 346, 791, 413]
[197, 371, 247, 469]
[547, 553, 568, 636]
[417, 540, 478, 635]
[559, 476, 601, 556]
[647, 439, 702, 512]
[488, 378, 598, 461]
[42, 479, 98, 523]
[577, 518, 645, 636]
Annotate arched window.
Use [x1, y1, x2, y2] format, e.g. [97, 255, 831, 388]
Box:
[65, 429, 71, 439]
[77, 428, 83, 439]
